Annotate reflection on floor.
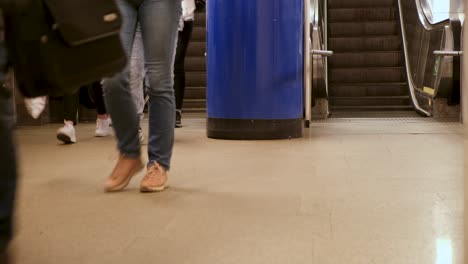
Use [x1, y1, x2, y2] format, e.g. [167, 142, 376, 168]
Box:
[11, 114, 463, 264]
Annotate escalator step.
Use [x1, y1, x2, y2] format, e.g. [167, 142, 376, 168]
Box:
[185, 87, 206, 100]
[329, 96, 411, 107]
[187, 41, 206, 57]
[330, 105, 414, 111]
[184, 99, 206, 109]
[329, 67, 406, 83]
[329, 51, 404, 68]
[194, 12, 206, 27]
[329, 7, 398, 22]
[183, 107, 206, 113]
[191, 27, 206, 42]
[329, 36, 402, 52]
[186, 72, 206, 87]
[329, 0, 394, 8]
[329, 21, 399, 37]
[185, 57, 206, 72]
[329, 83, 408, 97]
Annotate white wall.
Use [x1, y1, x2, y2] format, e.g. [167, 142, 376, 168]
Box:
[429, 0, 451, 21]
[428, 0, 464, 22]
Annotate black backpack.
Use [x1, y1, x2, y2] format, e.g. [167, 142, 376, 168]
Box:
[3, 0, 127, 98]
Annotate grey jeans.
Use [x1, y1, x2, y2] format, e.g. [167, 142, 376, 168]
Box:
[103, 0, 181, 170]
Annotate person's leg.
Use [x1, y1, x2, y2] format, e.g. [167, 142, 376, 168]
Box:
[138, 0, 181, 192]
[0, 85, 17, 257]
[130, 24, 146, 119]
[0, 20, 16, 261]
[57, 91, 79, 143]
[62, 92, 78, 125]
[129, 24, 146, 142]
[92, 82, 111, 137]
[102, 0, 144, 192]
[92, 82, 107, 117]
[174, 20, 194, 127]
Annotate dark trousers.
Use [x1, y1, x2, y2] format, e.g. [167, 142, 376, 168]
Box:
[0, 88, 16, 255]
[0, 27, 16, 256]
[174, 20, 194, 110]
[63, 82, 107, 124]
[92, 82, 107, 116]
[63, 90, 79, 124]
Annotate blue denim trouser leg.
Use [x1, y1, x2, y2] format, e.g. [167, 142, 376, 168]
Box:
[103, 0, 181, 169]
[102, 0, 140, 159]
[140, 0, 180, 170]
[0, 82, 16, 253]
[129, 24, 145, 119]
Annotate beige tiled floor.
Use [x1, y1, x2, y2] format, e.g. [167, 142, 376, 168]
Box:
[10, 116, 464, 264]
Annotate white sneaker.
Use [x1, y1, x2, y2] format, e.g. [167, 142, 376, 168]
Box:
[57, 122, 76, 144]
[24, 96, 47, 119]
[95, 118, 111, 137]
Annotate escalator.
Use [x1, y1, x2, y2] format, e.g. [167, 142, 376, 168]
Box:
[308, 0, 462, 120]
[327, 0, 412, 112]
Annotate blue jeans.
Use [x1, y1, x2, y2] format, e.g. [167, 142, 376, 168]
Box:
[103, 0, 181, 170]
[129, 24, 145, 119]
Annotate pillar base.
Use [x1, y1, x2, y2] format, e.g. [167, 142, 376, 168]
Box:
[207, 118, 303, 140]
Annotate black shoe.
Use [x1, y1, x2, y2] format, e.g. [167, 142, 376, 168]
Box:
[175, 110, 182, 128]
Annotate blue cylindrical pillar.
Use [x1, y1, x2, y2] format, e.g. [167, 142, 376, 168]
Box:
[207, 0, 304, 140]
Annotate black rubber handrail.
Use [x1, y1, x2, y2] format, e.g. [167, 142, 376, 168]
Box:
[417, 0, 450, 30]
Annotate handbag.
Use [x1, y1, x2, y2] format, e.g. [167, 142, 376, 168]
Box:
[3, 0, 127, 98]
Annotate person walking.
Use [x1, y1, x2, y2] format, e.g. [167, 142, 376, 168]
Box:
[0, 8, 16, 262]
[56, 82, 112, 144]
[103, 0, 181, 193]
[174, 0, 196, 127]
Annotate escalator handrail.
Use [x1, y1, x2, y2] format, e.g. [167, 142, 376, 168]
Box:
[398, 0, 431, 116]
[305, 0, 328, 125]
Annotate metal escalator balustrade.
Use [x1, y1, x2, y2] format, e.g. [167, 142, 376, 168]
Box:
[304, 0, 332, 125]
[398, 0, 461, 117]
